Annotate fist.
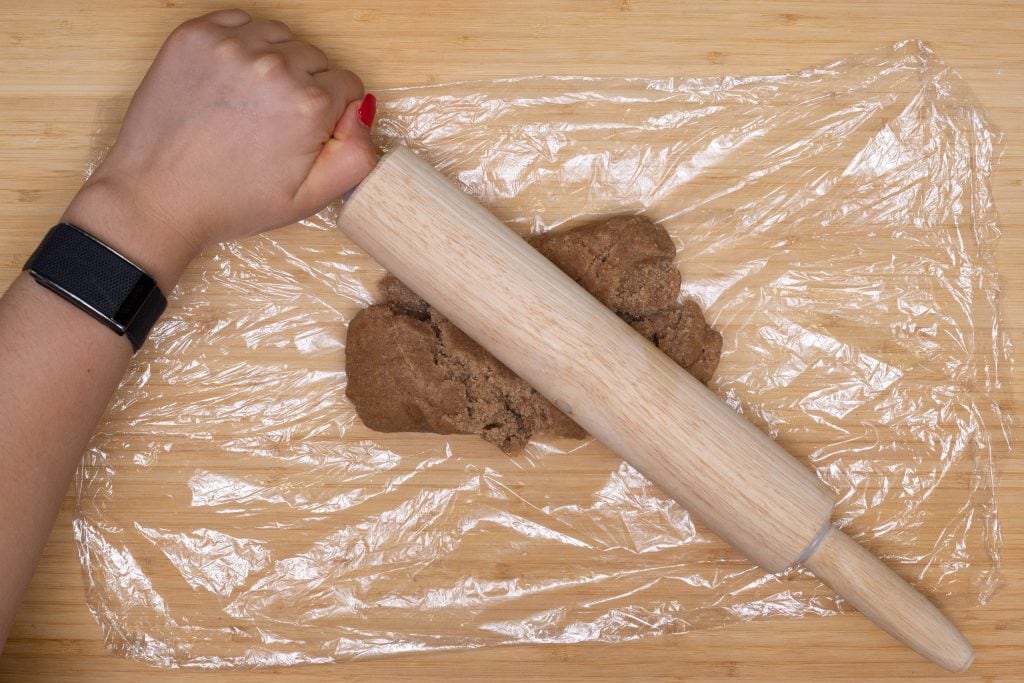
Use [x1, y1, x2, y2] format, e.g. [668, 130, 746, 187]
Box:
[65, 9, 377, 288]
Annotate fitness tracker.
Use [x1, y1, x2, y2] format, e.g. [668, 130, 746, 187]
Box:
[22, 223, 167, 352]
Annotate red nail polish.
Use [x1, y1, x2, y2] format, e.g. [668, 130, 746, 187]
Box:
[358, 93, 376, 128]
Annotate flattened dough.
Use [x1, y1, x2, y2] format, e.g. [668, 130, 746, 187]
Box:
[345, 215, 722, 451]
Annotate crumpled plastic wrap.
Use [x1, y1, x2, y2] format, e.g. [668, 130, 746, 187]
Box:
[74, 41, 1007, 668]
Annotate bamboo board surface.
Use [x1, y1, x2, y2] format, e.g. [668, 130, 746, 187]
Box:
[0, 1, 1021, 680]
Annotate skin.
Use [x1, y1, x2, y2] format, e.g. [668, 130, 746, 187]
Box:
[0, 9, 376, 649]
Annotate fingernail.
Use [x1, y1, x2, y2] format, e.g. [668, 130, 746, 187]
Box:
[358, 93, 376, 128]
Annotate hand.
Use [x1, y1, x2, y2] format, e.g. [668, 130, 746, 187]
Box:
[63, 9, 377, 290]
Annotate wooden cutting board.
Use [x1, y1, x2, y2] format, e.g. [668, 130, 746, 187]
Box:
[0, 1, 1020, 680]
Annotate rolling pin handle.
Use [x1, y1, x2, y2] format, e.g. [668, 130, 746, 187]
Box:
[803, 526, 974, 672]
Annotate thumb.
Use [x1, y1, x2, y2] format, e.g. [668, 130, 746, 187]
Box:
[295, 96, 378, 211]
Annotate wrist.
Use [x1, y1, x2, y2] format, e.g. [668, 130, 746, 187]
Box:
[61, 178, 199, 293]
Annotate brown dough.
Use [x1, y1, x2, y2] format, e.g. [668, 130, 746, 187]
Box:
[345, 215, 723, 451]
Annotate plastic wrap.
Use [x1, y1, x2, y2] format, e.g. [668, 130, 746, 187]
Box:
[74, 41, 1007, 668]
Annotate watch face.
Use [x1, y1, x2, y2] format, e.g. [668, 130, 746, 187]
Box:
[25, 223, 165, 348]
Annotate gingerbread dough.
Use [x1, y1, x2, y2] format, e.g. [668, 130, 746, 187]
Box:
[345, 215, 722, 451]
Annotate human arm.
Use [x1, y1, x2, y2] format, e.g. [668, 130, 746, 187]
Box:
[0, 9, 376, 647]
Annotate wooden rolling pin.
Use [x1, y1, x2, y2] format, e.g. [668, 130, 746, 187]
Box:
[336, 146, 974, 671]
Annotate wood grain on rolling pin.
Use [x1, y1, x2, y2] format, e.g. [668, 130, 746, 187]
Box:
[338, 146, 835, 573]
[337, 147, 974, 672]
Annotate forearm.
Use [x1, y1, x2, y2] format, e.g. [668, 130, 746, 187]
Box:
[0, 7, 374, 652]
[0, 274, 132, 647]
[0, 183, 194, 646]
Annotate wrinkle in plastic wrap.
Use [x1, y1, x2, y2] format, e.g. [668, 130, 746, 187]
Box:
[74, 42, 1008, 668]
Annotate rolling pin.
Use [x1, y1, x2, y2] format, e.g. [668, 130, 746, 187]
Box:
[336, 146, 974, 671]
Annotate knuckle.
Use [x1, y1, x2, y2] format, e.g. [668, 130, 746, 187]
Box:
[214, 35, 247, 61]
[169, 17, 217, 45]
[253, 51, 288, 77]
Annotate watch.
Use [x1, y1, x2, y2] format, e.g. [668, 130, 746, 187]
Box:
[23, 222, 167, 352]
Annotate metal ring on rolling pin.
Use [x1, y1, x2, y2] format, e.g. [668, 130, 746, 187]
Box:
[795, 517, 834, 566]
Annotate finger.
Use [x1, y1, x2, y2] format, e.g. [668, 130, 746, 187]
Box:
[271, 40, 329, 75]
[312, 69, 364, 125]
[294, 97, 378, 210]
[202, 9, 251, 28]
[238, 18, 292, 44]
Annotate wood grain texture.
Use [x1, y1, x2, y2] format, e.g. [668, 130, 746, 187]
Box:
[343, 147, 974, 671]
[340, 146, 835, 573]
[803, 527, 974, 673]
[0, 1, 1020, 680]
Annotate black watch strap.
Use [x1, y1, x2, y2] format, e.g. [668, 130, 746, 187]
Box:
[23, 223, 167, 352]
